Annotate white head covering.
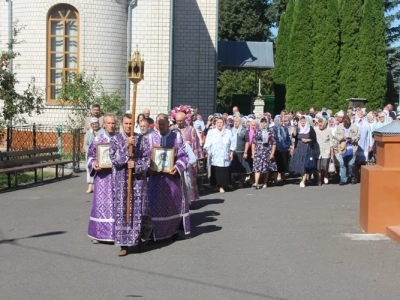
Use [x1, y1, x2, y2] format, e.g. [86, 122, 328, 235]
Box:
[337, 110, 345, 117]
[90, 117, 99, 124]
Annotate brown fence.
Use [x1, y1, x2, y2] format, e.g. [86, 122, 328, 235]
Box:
[4, 124, 84, 170]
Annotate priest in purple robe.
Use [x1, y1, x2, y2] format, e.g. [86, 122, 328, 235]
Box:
[87, 114, 117, 244]
[147, 113, 190, 240]
[172, 111, 203, 203]
[109, 113, 152, 256]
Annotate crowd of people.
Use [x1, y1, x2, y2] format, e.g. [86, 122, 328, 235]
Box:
[81, 102, 399, 256]
[199, 104, 399, 190]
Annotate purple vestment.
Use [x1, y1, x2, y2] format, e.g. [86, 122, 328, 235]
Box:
[181, 125, 203, 160]
[109, 133, 152, 246]
[147, 130, 190, 240]
[87, 133, 115, 242]
[171, 125, 202, 202]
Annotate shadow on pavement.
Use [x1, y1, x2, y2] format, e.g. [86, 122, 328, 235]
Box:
[190, 210, 222, 238]
[0, 230, 67, 244]
[189, 198, 225, 210]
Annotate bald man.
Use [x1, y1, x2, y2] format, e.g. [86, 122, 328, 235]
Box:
[143, 108, 154, 127]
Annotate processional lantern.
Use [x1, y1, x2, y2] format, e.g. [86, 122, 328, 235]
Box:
[127, 47, 144, 84]
[125, 46, 145, 222]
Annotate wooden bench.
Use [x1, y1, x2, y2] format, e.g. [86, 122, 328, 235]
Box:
[0, 147, 73, 189]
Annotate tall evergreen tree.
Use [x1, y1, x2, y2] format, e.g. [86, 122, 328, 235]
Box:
[273, 0, 295, 108]
[338, 0, 363, 108]
[311, 0, 340, 110]
[218, 0, 271, 41]
[286, 0, 314, 111]
[356, 0, 387, 110]
[384, 0, 400, 104]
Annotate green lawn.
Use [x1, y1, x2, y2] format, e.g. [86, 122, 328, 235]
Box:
[0, 171, 56, 189]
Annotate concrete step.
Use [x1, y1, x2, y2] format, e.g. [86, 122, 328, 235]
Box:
[386, 226, 400, 243]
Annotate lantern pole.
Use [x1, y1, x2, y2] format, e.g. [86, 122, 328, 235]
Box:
[126, 47, 144, 223]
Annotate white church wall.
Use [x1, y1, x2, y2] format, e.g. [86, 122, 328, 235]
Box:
[129, 0, 172, 120]
[172, 0, 218, 117]
[0, 0, 218, 125]
[0, 0, 128, 126]
[0, 1, 8, 51]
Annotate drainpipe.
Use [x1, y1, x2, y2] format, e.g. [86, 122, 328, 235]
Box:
[6, 0, 13, 73]
[214, 0, 219, 113]
[126, 0, 137, 111]
[168, 0, 174, 111]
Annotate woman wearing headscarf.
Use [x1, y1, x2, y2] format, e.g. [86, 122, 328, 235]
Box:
[203, 117, 235, 193]
[274, 115, 292, 183]
[328, 117, 337, 132]
[373, 111, 391, 132]
[289, 115, 317, 188]
[230, 116, 251, 187]
[251, 117, 277, 189]
[366, 112, 376, 131]
[314, 118, 333, 185]
[83, 117, 104, 193]
[354, 111, 374, 182]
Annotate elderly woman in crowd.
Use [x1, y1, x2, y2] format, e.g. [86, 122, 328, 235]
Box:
[314, 118, 333, 186]
[290, 116, 317, 188]
[204, 117, 235, 193]
[251, 118, 277, 189]
[366, 112, 376, 131]
[83, 117, 104, 193]
[354, 111, 374, 182]
[327, 117, 337, 132]
[230, 116, 251, 187]
[274, 115, 292, 183]
[226, 116, 234, 129]
[373, 111, 391, 131]
[283, 115, 291, 128]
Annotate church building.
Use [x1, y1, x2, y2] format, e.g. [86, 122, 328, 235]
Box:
[0, 0, 218, 124]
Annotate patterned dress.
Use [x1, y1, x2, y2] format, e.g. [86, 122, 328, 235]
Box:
[147, 130, 190, 240]
[252, 128, 277, 173]
[87, 132, 115, 242]
[109, 133, 152, 247]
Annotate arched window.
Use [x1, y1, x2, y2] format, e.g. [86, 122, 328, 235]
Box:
[47, 4, 79, 103]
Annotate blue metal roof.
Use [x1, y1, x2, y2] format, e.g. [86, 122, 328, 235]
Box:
[218, 41, 275, 70]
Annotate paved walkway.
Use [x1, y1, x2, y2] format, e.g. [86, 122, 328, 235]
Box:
[1, 175, 399, 300]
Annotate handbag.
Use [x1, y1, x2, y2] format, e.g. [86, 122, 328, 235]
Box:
[328, 158, 336, 173]
[342, 141, 353, 158]
[304, 147, 316, 170]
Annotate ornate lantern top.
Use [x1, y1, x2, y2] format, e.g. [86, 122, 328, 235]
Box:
[127, 46, 144, 84]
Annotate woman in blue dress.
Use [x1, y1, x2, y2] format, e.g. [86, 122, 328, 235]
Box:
[289, 116, 317, 188]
